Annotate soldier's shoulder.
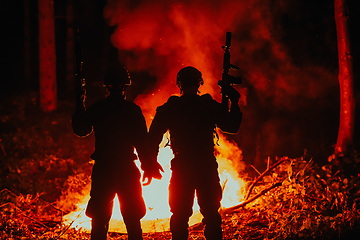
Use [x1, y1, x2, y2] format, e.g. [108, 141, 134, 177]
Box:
[124, 99, 143, 112]
[124, 99, 139, 107]
[167, 95, 180, 103]
[200, 93, 218, 104]
[161, 95, 180, 106]
[156, 95, 180, 111]
[200, 93, 222, 109]
[200, 93, 213, 100]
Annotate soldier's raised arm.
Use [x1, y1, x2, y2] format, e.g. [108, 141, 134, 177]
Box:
[216, 87, 242, 134]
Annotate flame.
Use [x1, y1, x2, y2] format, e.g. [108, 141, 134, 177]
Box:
[63, 0, 253, 234]
[99, 0, 341, 182]
[63, 131, 246, 233]
[216, 133, 246, 208]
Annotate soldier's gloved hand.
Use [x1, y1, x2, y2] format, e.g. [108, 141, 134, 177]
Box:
[226, 86, 240, 103]
[142, 162, 164, 186]
[152, 162, 164, 179]
[142, 172, 153, 186]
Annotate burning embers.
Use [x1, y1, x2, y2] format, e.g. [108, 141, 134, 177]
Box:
[63, 131, 246, 233]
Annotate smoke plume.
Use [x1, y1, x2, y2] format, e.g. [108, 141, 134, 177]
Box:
[103, 0, 339, 165]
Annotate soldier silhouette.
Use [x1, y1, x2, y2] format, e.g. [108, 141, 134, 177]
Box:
[72, 66, 163, 240]
[148, 66, 242, 240]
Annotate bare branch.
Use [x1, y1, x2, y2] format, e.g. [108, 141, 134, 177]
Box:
[220, 182, 282, 215]
[245, 157, 290, 200]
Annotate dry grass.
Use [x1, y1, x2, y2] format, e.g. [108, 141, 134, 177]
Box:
[1, 153, 360, 239]
[1, 94, 359, 239]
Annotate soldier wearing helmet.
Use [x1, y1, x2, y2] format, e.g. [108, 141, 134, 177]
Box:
[176, 66, 204, 93]
[149, 66, 242, 240]
[72, 65, 163, 240]
[103, 66, 131, 90]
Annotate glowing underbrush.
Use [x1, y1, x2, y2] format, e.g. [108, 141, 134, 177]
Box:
[1, 153, 360, 240]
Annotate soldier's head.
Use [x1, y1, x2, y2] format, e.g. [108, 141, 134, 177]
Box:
[103, 66, 131, 94]
[176, 66, 204, 95]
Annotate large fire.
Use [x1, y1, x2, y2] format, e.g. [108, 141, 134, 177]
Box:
[63, 0, 251, 233]
[63, 0, 259, 234]
[63, 131, 246, 233]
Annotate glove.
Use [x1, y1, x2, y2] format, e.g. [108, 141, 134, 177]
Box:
[142, 162, 164, 186]
[223, 86, 240, 102]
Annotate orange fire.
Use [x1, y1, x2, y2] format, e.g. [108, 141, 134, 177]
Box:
[63, 131, 246, 233]
[63, 0, 251, 234]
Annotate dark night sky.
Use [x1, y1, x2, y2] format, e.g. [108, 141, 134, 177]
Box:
[1, 0, 360, 166]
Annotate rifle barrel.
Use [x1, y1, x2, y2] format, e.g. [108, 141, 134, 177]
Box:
[225, 32, 231, 48]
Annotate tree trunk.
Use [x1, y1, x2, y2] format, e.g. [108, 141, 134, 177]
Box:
[334, 0, 355, 155]
[38, 0, 57, 112]
[24, 0, 31, 89]
[66, 0, 75, 95]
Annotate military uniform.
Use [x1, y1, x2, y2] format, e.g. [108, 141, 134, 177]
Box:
[72, 94, 149, 240]
[149, 93, 242, 240]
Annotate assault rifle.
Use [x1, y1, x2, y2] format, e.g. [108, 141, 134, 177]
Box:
[74, 27, 86, 109]
[218, 32, 242, 110]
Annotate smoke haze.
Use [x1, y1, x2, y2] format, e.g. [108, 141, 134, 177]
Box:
[103, 0, 340, 167]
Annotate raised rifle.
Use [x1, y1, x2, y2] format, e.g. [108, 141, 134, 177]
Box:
[218, 32, 242, 110]
[74, 27, 86, 109]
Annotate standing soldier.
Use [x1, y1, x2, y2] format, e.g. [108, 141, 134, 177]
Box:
[72, 66, 163, 240]
[148, 66, 242, 240]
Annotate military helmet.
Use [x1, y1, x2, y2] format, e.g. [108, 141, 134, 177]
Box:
[176, 66, 204, 88]
[103, 66, 131, 88]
